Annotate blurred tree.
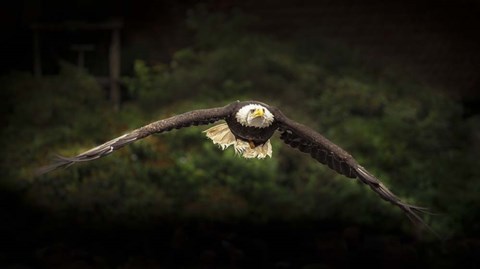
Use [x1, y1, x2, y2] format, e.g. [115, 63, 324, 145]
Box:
[2, 6, 478, 242]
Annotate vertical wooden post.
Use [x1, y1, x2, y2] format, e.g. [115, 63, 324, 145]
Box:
[33, 30, 42, 77]
[109, 28, 121, 111]
[71, 44, 94, 71]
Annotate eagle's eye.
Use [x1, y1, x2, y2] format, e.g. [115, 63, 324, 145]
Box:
[250, 109, 255, 113]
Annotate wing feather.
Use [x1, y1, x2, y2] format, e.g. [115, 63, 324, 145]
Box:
[36, 103, 237, 175]
[270, 106, 437, 235]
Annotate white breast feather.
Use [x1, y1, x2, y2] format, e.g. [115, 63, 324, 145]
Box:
[203, 123, 272, 159]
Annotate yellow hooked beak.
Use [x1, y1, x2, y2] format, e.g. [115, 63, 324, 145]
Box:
[252, 108, 265, 118]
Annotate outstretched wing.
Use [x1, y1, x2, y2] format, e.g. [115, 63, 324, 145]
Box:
[270, 106, 435, 234]
[36, 102, 237, 175]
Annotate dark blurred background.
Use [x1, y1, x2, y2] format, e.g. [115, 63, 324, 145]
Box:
[1, 0, 480, 268]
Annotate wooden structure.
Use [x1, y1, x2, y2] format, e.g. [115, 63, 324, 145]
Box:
[70, 44, 95, 69]
[31, 20, 123, 111]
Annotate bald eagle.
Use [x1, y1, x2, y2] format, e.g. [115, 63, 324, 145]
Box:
[37, 100, 434, 233]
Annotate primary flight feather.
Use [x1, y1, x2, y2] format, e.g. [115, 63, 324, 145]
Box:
[37, 100, 434, 234]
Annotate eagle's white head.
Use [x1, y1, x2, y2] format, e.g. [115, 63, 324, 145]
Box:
[236, 104, 274, 128]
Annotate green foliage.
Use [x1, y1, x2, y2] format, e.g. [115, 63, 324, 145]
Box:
[2, 9, 479, 241]
[311, 77, 478, 236]
[1, 62, 112, 182]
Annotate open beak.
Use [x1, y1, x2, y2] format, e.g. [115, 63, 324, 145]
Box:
[252, 108, 264, 118]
